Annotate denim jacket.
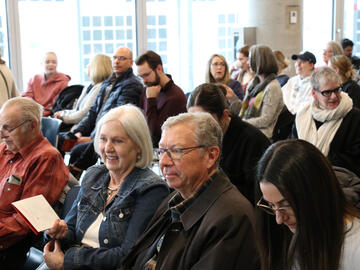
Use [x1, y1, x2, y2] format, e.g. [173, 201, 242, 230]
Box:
[62, 165, 169, 270]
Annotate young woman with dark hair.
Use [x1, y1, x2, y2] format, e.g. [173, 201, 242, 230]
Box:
[255, 139, 360, 270]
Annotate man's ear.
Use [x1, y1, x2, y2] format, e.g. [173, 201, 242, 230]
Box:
[206, 145, 220, 169]
[156, 64, 163, 73]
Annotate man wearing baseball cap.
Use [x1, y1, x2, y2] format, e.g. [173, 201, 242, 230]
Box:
[282, 51, 316, 115]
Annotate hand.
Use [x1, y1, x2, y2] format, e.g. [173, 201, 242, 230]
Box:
[43, 240, 64, 270]
[222, 84, 235, 99]
[76, 136, 92, 145]
[146, 85, 161, 98]
[53, 111, 64, 120]
[46, 219, 68, 240]
[74, 132, 82, 139]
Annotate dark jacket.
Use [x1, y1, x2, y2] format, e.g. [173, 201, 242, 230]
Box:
[73, 69, 143, 137]
[342, 80, 360, 109]
[221, 115, 270, 204]
[121, 170, 260, 270]
[292, 108, 360, 177]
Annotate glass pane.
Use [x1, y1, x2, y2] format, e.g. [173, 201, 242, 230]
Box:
[18, 0, 137, 87]
[303, 0, 333, 67]
[344, 0, 360, 57]
[146, 0, 249, 93]
[0, 0, 9, 64]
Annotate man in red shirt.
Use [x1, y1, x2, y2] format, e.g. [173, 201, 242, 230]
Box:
[0, 97, 68, 269]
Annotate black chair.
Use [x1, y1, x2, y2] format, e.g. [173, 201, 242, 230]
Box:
[41, 117, 62, 147]
[50, 85, 84, 116]
[22, 185, 81, 270]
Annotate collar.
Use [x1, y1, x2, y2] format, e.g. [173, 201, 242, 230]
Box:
[171, 170, 232, 231]
[161, 77, 174, 93]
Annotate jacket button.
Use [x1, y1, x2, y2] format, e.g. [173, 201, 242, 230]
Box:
[104, 239, 109, 244]
[119, 211, 124, 218]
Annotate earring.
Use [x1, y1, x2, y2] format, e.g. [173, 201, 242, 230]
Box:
[136, 153, 141, 162]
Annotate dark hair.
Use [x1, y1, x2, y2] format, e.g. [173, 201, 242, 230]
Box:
[255, 139, 350, 270]
[238, 45, 250, 57]
[135, 50, 162, 70]
[341, 38, 354, 49]
[249, 45, 278, 76]
[187, 83, 228, 119]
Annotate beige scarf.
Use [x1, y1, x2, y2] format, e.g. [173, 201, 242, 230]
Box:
[296, 92, 353, 156]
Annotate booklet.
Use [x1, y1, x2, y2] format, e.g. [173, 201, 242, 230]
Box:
[12, 194, 59, 235]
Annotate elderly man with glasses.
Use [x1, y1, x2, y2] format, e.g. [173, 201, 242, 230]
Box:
[291, 66, 360, 177]
[0, 97, 68, 269]
[121, 112, 260, 270]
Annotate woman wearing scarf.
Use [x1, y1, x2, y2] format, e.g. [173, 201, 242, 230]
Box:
[292, 66, 360, 177]
[240, 45, 284, 140]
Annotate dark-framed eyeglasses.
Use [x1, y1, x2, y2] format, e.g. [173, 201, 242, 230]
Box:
[154, 145, 206, 161]
[113, 56, 130, 61]
[256, 197, 292, 216]
[138, 70, 154, 79]
[0, 120, 31, 136]
[315, 86, 341, 97]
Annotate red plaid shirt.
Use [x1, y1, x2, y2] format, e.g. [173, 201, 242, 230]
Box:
[0, 133, 68, 250]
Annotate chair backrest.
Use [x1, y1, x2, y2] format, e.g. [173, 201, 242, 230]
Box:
[41, 117, 62, 147]
[51, 84, 84, 115]
[61, 185, 80, 218]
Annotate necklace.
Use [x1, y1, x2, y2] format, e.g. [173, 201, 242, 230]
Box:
[106, 186, 118, 196]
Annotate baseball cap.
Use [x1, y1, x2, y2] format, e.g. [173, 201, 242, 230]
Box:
[291, 51, 316, 64]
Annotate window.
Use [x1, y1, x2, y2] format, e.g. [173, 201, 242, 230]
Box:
[146, 0, 248, 92]
[0, 0, 9, 64]
[18, 0, 136, 87]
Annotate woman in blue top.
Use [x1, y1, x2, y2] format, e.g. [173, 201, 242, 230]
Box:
[42, 105, 169, 270]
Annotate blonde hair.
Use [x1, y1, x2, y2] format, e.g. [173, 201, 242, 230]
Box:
[329, 55, 354, 83]
[327, 41, 344, 56]
[273, 50, 289, 70]
[88, 54, 113, 84]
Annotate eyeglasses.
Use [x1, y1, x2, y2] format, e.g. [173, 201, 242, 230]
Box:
[256, 197, 292, 216]
[113, 56, 130, 61]
[0, 120, 30, 136]
[154, 145, 206, 161]
[138, 70, 154, 79]
[211, 62, 226, 67]
[315, 86, 341, 97]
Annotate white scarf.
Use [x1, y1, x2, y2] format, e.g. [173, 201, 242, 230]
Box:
[296, 92, 353, 156]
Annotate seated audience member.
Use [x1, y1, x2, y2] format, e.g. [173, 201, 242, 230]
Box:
[341, 38, 360, 70]
[136, 50, 187, 146]
[273, 50, 289, 87]
[42, 105, 169, 270]
[67, 47, 143, 175]
[292, 67, 360, 177]
[53, 54, 113, 127]
[329, 54, 360, 108]
[121, 112, 260, 269]
[322, 40, 344, 67]
[240, 44, 283, 140]
[206, 54, 244, 100]
[282, 51, 316, 114]
[0, 97, 68, 269]
[187, 83, 270, 203]
[235, 45, 255, 94]
[0, 51, 18, 107]
[22, 52, 70, 116]
[255, 139, 360, 270]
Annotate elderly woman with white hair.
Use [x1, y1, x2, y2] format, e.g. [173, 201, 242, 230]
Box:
[41, 105, 169, 270]
[292, 66, 360, 177]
